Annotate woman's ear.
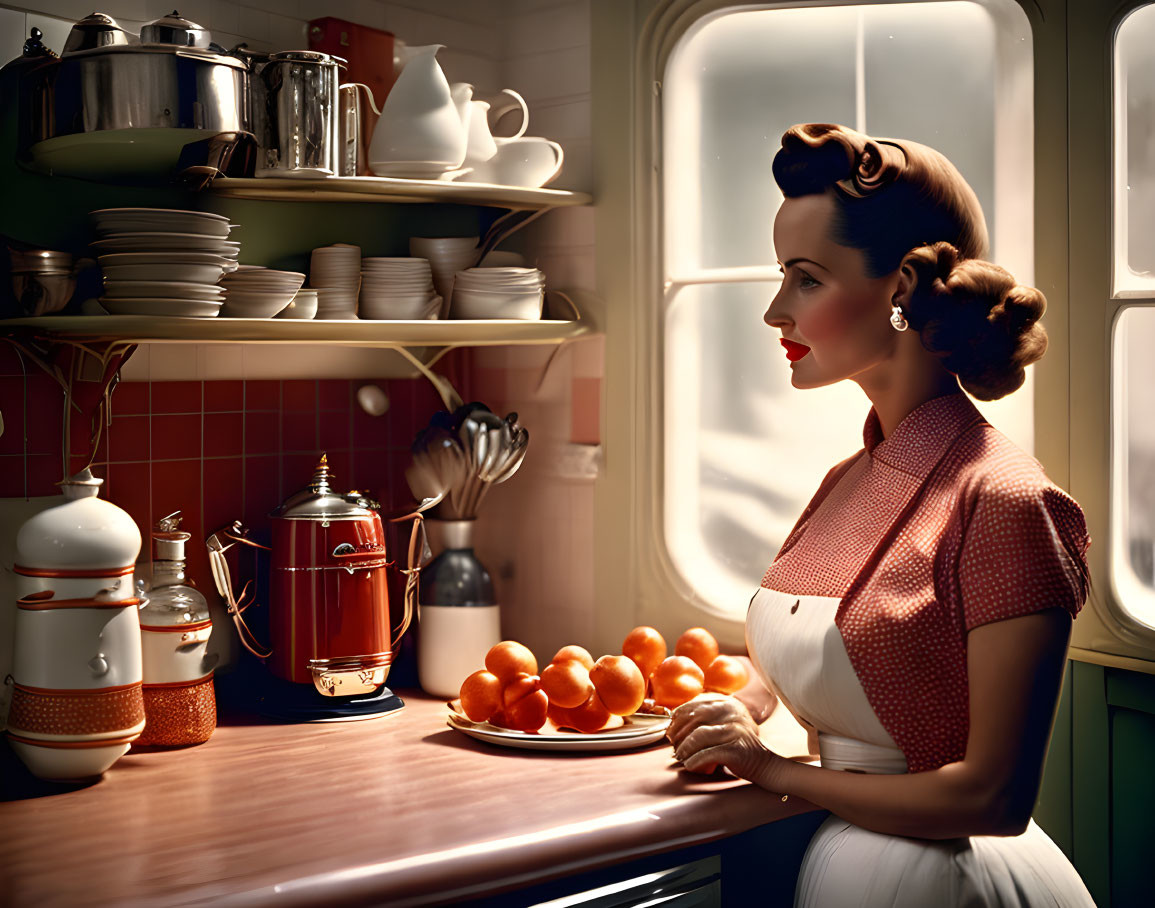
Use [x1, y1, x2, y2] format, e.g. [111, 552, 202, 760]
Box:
[893, 262, 917, 309]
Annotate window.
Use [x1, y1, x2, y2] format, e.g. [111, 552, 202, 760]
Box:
[1110, 6, 1155, 631]
[660, 1, 1035, 618]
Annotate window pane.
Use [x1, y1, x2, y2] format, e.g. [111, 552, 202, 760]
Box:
[662, 1, 1034, 619]
[664, 8, 857, 273]
[1114, 5, 1155, 296]
[1111, 307, 1155, 630]
[664, 282, 866, 614]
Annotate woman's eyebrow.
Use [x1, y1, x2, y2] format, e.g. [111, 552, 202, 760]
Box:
[782, 257, 830, 273]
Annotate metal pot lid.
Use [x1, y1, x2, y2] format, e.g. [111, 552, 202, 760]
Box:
[62, 12, 131, 55]
[268, 50, 346, 66]
[140, 10, 211, 48]
[274, 455, 377, 519]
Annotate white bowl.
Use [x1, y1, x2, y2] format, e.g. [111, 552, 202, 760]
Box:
[8, 735, 134, 782]
[451, 287, 543, 320]
[276, 290, 319, 319]
[360, 294, 441, 320]
[221, 295, 292, 318]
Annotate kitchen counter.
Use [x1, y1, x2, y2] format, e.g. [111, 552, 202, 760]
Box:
[0, 689, 820, 906]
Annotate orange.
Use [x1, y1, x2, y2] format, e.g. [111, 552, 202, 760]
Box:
[589, 654, 646, 716]
[704, 654, 749, 694]
[551, 644, 595, 670]
[459, 669, 503, 722]
[675, 627, 720, 672]
[548, 690, 613, 733]
[502, 671, 542, 708]
[622, 626, 667, 680]
[485, 640, 538, 683]
[494, 689, 549, 732]
[651, 655, 705, 708]
[541, 659, 594, 708]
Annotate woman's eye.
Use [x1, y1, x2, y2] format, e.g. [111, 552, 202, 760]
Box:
[798, 271, 820, 289]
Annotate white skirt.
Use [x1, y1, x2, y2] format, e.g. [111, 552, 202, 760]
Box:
[796, 815, 1097, 907]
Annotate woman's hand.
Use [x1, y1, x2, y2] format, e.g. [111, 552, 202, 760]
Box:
[666, 693, 784, 786]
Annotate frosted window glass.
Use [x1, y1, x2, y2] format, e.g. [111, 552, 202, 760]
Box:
[1114, 6, 1155, 296]
[661, 1, 1034, 619]
[664, 283, 866, 612]
[1111, 308, 1155, 630]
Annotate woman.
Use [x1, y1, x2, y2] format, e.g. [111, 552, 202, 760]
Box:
[667, 123, 1096, 906]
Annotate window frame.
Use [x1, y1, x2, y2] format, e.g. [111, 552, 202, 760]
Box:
[589, 0, 1155, 670]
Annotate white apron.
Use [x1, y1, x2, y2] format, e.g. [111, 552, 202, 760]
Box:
[746, 587, 1097, 907]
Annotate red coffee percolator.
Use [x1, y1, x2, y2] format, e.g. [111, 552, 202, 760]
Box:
[207, 455, 431, 701]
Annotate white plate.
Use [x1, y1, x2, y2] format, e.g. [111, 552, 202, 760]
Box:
[98, 252, 229, 266]
[93, 234, 239, 252]
[103, 280, 224, 300]
[93, 210, 232, 238]
[445, 706, 671, 752]
[100, 298, 222, 317]
[102, 262, 224, 283]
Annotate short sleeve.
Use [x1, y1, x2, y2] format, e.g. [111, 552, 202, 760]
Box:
[958, 478, 1090, 632]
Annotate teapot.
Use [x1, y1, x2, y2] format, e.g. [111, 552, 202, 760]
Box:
[464, 88, 530, 169]
[368, 44, 472, 178]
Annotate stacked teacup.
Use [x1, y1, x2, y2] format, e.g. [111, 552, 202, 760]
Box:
[309, 243, 361, 319]
[409, 236, 480, 318]
[360, 257, 441, 320]
[450, 267, 546, 320]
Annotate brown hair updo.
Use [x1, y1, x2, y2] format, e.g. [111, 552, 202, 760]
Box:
[771, 123, 1047, 400]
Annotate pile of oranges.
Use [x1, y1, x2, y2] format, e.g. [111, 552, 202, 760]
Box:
[457, 626, 749, 733]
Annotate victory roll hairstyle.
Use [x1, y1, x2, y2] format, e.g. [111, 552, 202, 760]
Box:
[772, 123, 1047, 400]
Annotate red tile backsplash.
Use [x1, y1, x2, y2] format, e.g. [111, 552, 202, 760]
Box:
[151, 380, 203, 415]
[0, 362, 466, 578]
[151, 413, 203, 461]
[109, 415, 151, 463]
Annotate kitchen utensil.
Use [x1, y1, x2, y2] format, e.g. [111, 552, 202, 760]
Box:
[250, 50, 345, 179]
[463, 89, 529, 169]
[22, 12, 249, 179]
[206, 456, 433, 709]
[136, 512, 217, 746]
[6, 469, 145, 781]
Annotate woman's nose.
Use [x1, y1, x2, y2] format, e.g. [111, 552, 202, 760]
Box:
[764, 286, 790, 329]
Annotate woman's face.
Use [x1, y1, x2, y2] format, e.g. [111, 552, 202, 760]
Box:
[764, 191, 903, 390]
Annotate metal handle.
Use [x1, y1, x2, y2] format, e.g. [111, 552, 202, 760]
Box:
[206, 521, 273, 660]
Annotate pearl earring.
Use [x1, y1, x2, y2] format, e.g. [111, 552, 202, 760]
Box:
[889, 304, 909, 332]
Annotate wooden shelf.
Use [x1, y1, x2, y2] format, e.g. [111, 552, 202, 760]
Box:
[208, 176, 593, 209]
[1, 315, 592, 348]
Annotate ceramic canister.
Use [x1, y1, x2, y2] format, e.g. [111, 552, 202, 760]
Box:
[7, 470, 145, 781]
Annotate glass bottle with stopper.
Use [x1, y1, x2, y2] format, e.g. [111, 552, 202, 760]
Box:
[137, 511, 217, 746]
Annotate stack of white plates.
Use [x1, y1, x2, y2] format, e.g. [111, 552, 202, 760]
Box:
[359, 257, 441, 320]
[309, 244, 361, 319]
[220, 267, 306, 318]
[91, 208, 239, 317]
[410, 236, 480, 317]
[450, 267, 546, 320]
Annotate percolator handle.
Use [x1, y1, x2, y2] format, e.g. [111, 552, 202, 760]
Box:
[387, 493, 443, 650]
[206, 521, 273, 660]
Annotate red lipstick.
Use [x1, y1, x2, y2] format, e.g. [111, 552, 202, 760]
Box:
[780, 339, 810, 362]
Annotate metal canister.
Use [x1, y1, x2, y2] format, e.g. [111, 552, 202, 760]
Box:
[252, 51, 345, 178]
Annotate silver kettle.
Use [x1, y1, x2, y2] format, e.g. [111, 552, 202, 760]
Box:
[247, 50, 345, 179]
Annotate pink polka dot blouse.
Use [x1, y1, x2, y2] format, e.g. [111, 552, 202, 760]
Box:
[760, 392, 1089, 774]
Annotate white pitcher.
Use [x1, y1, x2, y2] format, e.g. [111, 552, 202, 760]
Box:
[369, 45, 471, 177]
[464, 89, 530, 169]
